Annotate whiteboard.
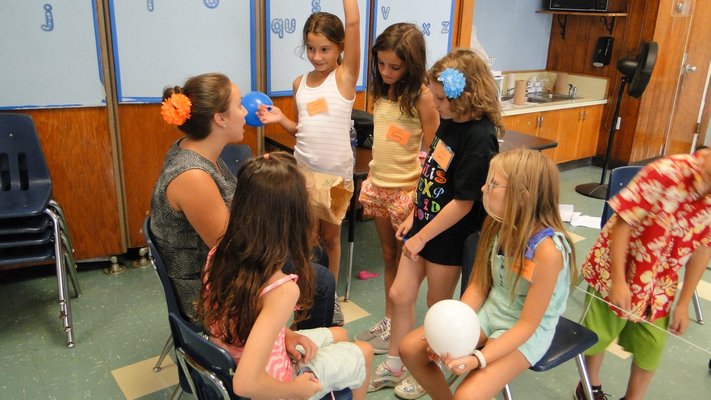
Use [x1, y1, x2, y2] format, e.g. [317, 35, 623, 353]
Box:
[110, 0, 255, 103]
[0, 1, 105, 109]
[372, 0, 455, 70]
[266, 0, 370, 96]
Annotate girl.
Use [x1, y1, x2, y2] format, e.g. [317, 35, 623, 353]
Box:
[198, 152, 372, 400]
[368, 49, 502, 396]
[258, 1, 360, 308]
[354, 23, 439, 354]
[400, 148, 577, 400]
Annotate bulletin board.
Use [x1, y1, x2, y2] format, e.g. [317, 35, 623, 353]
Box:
[109, 0, 255, 103]
[372, 0, 456, 69]
[0, 1, 105, 109]
[265, 0, 370, 97]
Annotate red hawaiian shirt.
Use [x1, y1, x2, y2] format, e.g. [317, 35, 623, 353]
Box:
[582, 151, 711, 322]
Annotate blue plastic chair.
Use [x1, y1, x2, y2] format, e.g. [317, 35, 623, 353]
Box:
[0, 113, 79, 348]
[458, 231, 599, 400]
[600, 165, 642, 228]
[219, 144, 253, 176]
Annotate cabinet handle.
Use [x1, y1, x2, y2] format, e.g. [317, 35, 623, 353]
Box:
[583, 110, 587, 121]
[539, 115, 544, 128]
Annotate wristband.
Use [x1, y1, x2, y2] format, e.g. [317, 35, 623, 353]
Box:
[472, 349, 486, 369]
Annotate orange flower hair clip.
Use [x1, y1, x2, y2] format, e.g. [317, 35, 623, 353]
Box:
[161, 93, 192, 126]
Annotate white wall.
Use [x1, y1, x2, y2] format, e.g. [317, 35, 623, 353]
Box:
[472, 0, 551, 72]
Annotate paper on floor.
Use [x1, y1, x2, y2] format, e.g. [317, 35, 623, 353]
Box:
[559, 204, 602, 229]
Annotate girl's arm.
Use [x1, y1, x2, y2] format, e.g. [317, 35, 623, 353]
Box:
[233, 281, 321, 399]
[414, 85, 439, 149]
[335, 0, 360, 98]
[256, 78, 301, 134]
[402, 199, 473, 261]
[475, 238, 563, 366]
[166, 170, 228, 248]
[460, 279, 489, 313]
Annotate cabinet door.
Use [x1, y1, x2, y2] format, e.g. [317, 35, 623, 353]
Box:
[504, 113, 540, 136]
[537, 110, 561, 161]
[576, 105, 603, 159]
[556, 108, 583, 163]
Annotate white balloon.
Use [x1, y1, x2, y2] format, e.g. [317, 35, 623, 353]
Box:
[424, 299, 480, 358]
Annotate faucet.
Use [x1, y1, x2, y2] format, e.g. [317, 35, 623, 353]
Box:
[568, 84, 577, 98]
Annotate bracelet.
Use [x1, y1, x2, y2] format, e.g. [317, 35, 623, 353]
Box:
[472, 349, 486, 369]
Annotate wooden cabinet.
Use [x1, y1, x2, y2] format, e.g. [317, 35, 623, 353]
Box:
[502, 104, 603, 164]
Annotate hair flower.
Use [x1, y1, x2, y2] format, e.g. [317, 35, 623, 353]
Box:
[161, 93, 192, 126]
[437, 67, 466, 99]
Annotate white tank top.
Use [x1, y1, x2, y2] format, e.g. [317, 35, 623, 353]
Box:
[294, 70, 355, 180]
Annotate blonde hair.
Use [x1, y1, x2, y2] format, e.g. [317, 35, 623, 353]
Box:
[427, 49, 504, 136]
[471, 149, 576, 293]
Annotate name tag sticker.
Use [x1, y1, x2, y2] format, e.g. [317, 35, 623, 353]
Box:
[307, 97, 328, 116]
[514, 259, 536, 282]
[386, 125, 412, 145]
[432, 140, 454, 171]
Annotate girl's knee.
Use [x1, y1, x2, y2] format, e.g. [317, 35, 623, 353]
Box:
[399, 328, 426, 360]
[389, 284, 416, 308]
[354, 341, 373, 367]
[329, 326, 348, 342]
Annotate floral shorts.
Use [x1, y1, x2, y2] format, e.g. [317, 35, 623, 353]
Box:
[358, 177, 414, 229]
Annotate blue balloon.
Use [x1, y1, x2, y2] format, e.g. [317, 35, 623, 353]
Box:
[241, 91, 273, 127]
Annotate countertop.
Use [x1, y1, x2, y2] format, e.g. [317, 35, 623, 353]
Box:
[500, 96, 607, 117]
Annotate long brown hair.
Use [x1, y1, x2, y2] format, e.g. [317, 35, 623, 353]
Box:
[471, 149, 576, 294]
[162, 73, 231, 140]
[369, 23, 428, 118]
[198, 152, 315, 345]
[427, 49, 504, 136]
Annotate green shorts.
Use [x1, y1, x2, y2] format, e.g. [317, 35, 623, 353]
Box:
[581, 287, 669, 371]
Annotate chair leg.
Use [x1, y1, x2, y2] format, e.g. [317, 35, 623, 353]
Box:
[154, 334, 174, 372]
[502, 383, 512, 400]
[692, 290, 704, 325]
[575, 354, 595, 400]
[62, 240, 81, 298]
[169, 384, 183, 400]
[47, 208, 74, 348]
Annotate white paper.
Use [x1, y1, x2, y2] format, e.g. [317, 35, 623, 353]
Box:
[570, 215, 602, 229]
[559, 204, 574, 222]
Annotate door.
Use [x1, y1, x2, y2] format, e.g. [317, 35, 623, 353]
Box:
[664, 1, 711, 155]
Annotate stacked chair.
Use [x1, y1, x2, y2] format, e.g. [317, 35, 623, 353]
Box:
[0, 113, 81, 348]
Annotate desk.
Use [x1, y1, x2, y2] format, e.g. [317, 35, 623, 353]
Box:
[265, 130, 557, 301]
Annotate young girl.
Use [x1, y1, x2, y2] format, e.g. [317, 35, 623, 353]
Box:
[399, 148, 577, 400]
[368, 49, 502, 395]
[198, 152, 372, 400]
[354, 23, 439, 353]
[258, 1, 360, 304]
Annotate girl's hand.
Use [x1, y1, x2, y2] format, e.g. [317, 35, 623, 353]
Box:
[442, 353, 478, 376]
[257, 104, 283, 125]
[292, 372, 322, 399]
[423, 336, 440, 364]
[285, 330, 318, 363]
[609, 281, 632, 316]
[402, 234, 425, 262]
[395, 217, 413, 241]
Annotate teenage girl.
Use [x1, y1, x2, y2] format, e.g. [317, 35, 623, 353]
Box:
[368, 48, 502, 394]
[258, 0, 360, 297]
[198, 152, 372, 400]
[354, 23, 439, 354]
[399, 148, 576, 400]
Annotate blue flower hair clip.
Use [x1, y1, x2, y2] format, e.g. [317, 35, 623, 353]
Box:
[437, 68, 466, 99]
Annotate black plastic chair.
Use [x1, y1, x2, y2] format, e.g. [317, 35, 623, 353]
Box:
[0, 113, 80, 348]
[144, 216, 200, 399]
[169, 313, 248, 400]
[600, 166, 703, 324]
[458, 231, 599, 400]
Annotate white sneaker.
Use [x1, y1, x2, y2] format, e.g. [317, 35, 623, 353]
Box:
[369, 329, 391, 354]
[355, 317, 390, 341]
[394, 375, 425, 399]
[367, 361, 406, 392]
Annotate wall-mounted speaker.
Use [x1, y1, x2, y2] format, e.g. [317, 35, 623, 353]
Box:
[592, 36, 614, 67]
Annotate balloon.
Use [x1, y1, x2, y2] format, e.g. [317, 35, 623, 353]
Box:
[241, 91, 273, 127]
[424, 299, 480, 358]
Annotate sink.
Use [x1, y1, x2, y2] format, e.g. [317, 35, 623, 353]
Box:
[527, 93, 582, 102]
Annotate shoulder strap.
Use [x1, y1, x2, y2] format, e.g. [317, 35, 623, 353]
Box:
[524, 228, 555, 259]
[260, 274, 299, 297]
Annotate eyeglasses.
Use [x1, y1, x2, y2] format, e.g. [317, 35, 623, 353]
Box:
[486, 180, 507, 191]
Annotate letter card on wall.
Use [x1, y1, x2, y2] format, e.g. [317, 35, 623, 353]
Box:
[0, 1, 105, 109]
[109, 0, 255, 103]
[372, 0, 455, 69]
[266, 0, 370, 97]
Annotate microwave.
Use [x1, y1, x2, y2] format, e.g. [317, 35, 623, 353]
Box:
[549, 0, 608, 11]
